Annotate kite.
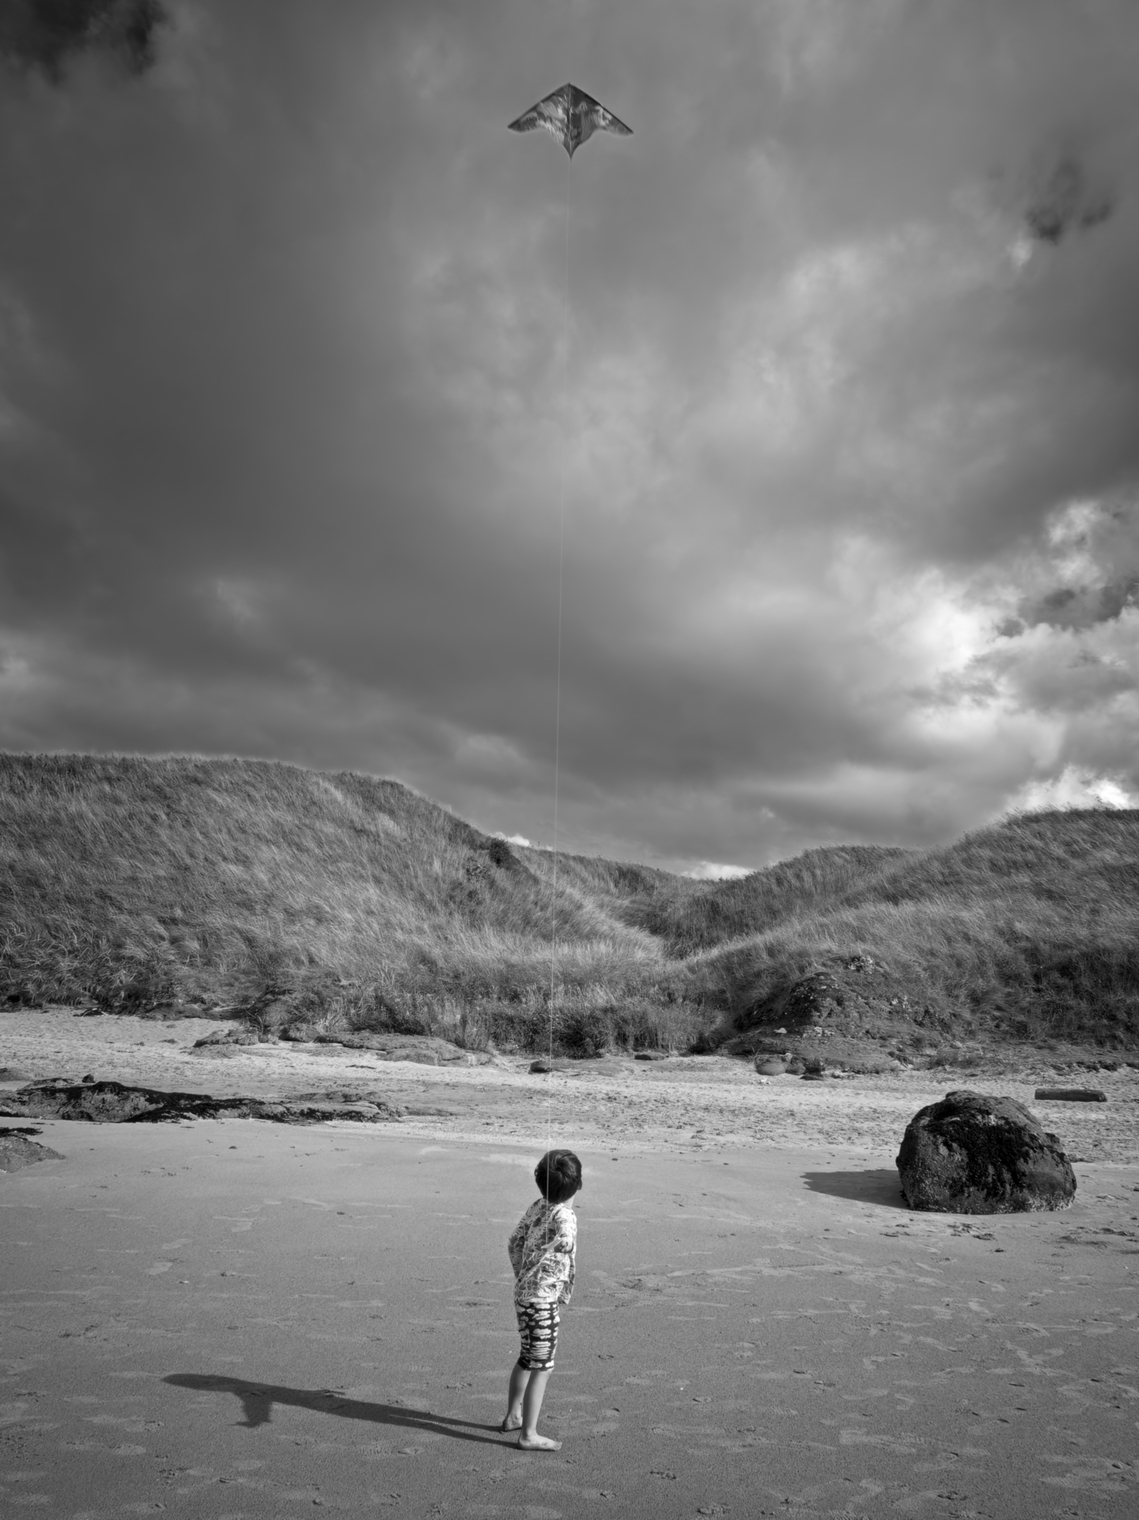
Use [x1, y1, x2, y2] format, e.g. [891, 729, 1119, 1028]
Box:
[508, 82, 631, 159]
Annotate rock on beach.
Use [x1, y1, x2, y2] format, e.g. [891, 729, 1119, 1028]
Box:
[896, 1088, 1076, 1214]
[0, 1079, 403, 1125]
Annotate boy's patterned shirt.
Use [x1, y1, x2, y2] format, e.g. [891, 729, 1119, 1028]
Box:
[507, 1199, 577, 1307]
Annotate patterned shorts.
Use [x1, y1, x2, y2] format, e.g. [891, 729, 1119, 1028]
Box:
[515, 1301, 559, 1371]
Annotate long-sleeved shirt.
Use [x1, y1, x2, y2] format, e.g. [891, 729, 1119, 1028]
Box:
[507, 1199, 577, 1307]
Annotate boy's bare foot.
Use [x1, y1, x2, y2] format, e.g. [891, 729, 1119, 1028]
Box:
[517, 1433, 561, 1451]
[500, 1414, 522, 1432]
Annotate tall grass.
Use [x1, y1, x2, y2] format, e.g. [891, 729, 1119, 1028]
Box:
[689, 812, 1139, 1046]
[2, 753, 1138, 1052]
[0, 754, 701, 1049]
[611, 844, 912, 953]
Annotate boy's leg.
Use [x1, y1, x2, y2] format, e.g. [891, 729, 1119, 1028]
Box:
[502, 1361, 528, 1430]
[517, 1303, 559, 1450]
[518, 1368, 557, 1448]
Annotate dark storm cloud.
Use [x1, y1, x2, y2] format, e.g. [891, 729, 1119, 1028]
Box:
[0, 0, 164, 79]
[2, 0, 1139, 872]
[1024, 154, 1113, 247]
[1013, 578, 1138, 634]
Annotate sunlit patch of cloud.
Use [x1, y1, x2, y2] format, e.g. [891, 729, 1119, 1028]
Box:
[210, 576, 262, 628]
[1007, 235, 1034, 271]
[769, 0, 902, 96]
[1008, 764, 1135, 813]
[148, 0, 232, 135]
[453, 731, 531, 780]
[396, 15, 466, 105]
[683, 861, 752, 881]
[0, 640, 38, 696]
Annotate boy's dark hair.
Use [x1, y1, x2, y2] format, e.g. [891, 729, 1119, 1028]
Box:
[535, 1149, 582, 1206]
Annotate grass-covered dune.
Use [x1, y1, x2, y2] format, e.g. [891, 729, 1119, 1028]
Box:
[0, 753, 698, 1052]
[2, 752, 1137, 1058]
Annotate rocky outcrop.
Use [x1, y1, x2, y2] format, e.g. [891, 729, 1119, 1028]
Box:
[0, 1125, 64, 1171]
[183, 1021, 497, 1065]
[190, 1027, 258, 1051]
[0, 1079, 403, 1125]
[727, 954, 949, 1071]
[896, 1089, 1076, 1214]
[309, 1032, 496, 1065]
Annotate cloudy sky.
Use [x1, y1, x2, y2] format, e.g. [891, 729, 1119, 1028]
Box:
[2, 0, 1138, 874]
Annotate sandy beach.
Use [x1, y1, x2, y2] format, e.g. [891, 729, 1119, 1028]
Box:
[4, 1009, 1139, 1160]
[3, 1010, 1138, 1518]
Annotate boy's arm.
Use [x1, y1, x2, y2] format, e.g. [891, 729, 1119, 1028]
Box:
[507, 1212, 527, 1277]
[556, 1208, 577, 1305]
[559, 1252, 575, 1306]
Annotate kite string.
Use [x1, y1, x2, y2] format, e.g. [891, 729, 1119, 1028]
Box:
[548, 152, 571, 1151]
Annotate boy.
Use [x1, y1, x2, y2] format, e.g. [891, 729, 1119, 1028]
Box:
[502, 1149, 582, 1450]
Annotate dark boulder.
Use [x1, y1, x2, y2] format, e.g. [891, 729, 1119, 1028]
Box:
[896, 1089, 1075, 1214]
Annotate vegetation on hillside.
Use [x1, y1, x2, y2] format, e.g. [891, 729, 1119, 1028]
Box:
[700, 808, 1139, 1050]
[2, 753, 1137, 1056]
[0, 754, 702, 1052]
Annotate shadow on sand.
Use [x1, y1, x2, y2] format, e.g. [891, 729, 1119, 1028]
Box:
[164, 1373, 511, 1446]
[801, 1168, 908, 1209]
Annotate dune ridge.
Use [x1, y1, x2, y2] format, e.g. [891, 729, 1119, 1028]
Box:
[2, 752, 1138, 1060]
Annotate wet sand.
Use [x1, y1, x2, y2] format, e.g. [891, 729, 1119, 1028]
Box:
[2, 1010, 1138, 1517]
